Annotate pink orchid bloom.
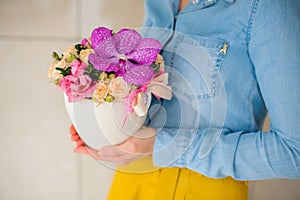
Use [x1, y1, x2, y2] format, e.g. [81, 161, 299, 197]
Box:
[89, 27, 162, 85]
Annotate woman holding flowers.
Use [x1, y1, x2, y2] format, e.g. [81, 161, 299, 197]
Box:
[70, 0, 300, 199]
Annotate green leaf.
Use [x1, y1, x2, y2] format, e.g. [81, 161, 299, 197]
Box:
[69, 54, 78, 62]
[75, 44, 85, 54]
[105, 96, 113, 103]
[55, 67, 65, 74]
[54, 79, 60, 85]
[151, 63, 160, 74]
[84, 61, 102, 81]
[65, 66, 72, 75]
[52, 52, 60, 60]
[55, 66, 72, 77]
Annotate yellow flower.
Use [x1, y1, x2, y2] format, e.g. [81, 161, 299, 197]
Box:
[80, 49, 95, 65]
[48, 60, 63, 80]
[56, 59, 69, 69]
[63, 45, 78, 59]
[93, 82, 109, 103]
[100, 72, 108, 80]
[155, 54, 165, 71]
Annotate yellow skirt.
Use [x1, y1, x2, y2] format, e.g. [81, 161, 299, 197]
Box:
[107, 156, 248, 200]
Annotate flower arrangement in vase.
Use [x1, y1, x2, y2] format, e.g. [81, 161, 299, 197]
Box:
[48, 27, 172, 149]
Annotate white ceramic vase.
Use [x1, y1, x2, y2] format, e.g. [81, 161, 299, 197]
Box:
[64, 94, 149, 150]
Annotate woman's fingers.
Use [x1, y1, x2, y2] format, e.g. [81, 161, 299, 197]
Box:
[74, 146, 89, 155]
[69, 124, 100, 159]
[71, 134, 80, 142]
[76, 139, 85, 146]
[69, 124, 77, 136]
[70, 126, 155, 164]
[73, 146, 100, 160]
[69, 124, 85, 146]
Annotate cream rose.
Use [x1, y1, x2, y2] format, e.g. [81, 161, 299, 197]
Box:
[80, 49, 95, 65]
[56, 59, 68, 69]
[155, 54, 165, 71]
[93, 82, 109, 103]
[48, 60, 63, 80]
[63, 45, 78, 58]
[100, 72, 108, 80]
[109, 77, 130, 98]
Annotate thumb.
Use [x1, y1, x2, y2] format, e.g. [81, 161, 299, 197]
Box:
[74, 146, 100, 160]
[73, 146, 89, 155]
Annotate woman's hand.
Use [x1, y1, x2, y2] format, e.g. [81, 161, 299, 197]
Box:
[69, 124, 100, 160]
[98, 127, 156, 165]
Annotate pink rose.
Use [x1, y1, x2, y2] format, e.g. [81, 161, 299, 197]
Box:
[58, 74, 96, 102]
[71, 60, 87, 77]
[81, 38, 89, 47]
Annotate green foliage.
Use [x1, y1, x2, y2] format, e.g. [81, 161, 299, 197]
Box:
[151, 63, 161, 74]
[108, 74, 116, 79]
[75, 44, 85, 54]
[68, 54, 78, 63]
[104, 96, 114, 103]
[84, 61, 101, 81]
[55, 66, 72, 77]
[54, 79, 60, 85]
[52, 52, 61, 61]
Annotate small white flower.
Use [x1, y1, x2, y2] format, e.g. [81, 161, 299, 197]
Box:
[109, 77, 130, 98]
[80, 49, 95, 65]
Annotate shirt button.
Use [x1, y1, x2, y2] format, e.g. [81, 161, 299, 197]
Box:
[192, 0, 199, 4]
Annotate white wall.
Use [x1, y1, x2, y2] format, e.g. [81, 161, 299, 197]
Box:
[0, 0, 299, 200]
[0, 0, 143, 199]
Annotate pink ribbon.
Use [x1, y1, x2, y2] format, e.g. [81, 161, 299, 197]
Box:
[127, 73, 172, 117]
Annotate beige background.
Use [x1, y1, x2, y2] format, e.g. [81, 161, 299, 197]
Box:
[0, 0, 299, 199]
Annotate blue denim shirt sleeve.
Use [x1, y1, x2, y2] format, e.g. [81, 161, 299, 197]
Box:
[152, 0, 300, 180]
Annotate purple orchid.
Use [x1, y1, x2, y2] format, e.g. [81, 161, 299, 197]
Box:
[88, 27, 162, 85]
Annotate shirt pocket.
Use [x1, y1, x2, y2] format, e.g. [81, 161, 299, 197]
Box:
[163, 33, 228, 100]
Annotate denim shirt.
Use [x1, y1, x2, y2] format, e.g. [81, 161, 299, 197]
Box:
[141, 0, 300, 180]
